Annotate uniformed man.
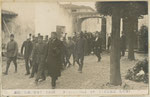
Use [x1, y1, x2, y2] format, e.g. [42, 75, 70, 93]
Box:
[45, 32, 63, 89]
[72, 32, 78, 65]
[34, 36, 47, 84]
[44, 35, 49, 43]
[61, 37, 68, 68]
[94, 32, 102, 62]
[29, 37, 38, 78]
[21, 35, 33, 75]
[66, 37, 74, 67]
[3, 34, 18, 75]
[74, 32, 86, 73]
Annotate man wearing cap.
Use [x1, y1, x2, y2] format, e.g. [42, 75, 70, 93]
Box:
[29, 36, 38, 78]
[72, 32, 78, 65]
[66, 37, 74, 67]
[44, 35, 49, 44]
[45, 32, 63, 89]
[3, 34, 18, 75]
[93, 32, 103, 62]
[74, 31, 86, 73]
[21, 35, 33, 75]
[34, 36, 47, 84]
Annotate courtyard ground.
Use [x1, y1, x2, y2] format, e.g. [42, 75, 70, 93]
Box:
[2, 52, 148, 89]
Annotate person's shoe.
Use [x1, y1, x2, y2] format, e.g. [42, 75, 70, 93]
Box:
[98, 60, 101, 62]
[78, 68, 80, 71]
[39, 78, 46, 82]
[98, 58, 101, 62]
[51, 80, 56, 89]
[25, 72, 30, 75]
[3, 72, 8, 75]
[67, 64, 71, 68]
[35, 81, 38, 85]
[29, 75, 34, 78]
[52, 86, 55, 89]
[78, 70, 82, 73]
[73, 62, 75, 66]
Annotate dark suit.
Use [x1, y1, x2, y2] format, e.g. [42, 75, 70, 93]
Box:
[21, 40, 33, 74]
[94, 37, 102, 62]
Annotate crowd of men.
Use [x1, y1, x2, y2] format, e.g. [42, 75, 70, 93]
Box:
[3, 31, 127, 89]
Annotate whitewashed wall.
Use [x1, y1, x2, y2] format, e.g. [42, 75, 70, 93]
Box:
[138, 15, 148, 30]
[2, 2, 74, 50]
[2, 2, 35, 51]
[35, 2, 73, 37]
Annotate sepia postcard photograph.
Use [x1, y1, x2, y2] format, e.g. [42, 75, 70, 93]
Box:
[1, 0, 149, 96]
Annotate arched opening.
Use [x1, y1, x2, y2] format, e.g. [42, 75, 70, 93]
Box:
[75, 17, 107, 49]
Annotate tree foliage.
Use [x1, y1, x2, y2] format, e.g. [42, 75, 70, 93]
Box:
[95, 1, 148, 17]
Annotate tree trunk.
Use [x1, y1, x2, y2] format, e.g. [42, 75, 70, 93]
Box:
[127, 16, 137, 60]
[110, 8, 122, 86]
[101, 18, 107, 49]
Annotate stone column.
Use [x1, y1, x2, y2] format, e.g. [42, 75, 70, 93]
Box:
[76, 18, 84, 32]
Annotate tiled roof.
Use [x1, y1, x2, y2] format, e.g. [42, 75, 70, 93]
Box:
[61, 4, 95, 11]
[2, 10, 18, 16]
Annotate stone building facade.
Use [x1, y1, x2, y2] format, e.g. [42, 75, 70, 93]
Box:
[2, 2, 148, 51]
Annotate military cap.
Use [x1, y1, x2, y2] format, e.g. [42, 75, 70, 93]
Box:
[51, 32, 57, 36]
[10, 34, 14, 37]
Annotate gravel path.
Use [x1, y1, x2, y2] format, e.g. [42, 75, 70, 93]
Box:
[2, 52, 148, 89]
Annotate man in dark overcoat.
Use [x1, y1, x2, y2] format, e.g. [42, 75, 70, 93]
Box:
[94, 32, 102, 62]
[21, 36, 33, 75]
[45, 32, 63, 89]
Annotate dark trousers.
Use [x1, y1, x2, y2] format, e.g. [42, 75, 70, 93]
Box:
[94, 49, 101, 61]
[95, 53, 101, 61]
[35, 62, 46, 81]
[5, 57, 17, 74]
[73, 53, 76, 65]
[65, 53, 72, 67]
[24, 57, 31, 74]
[51, 76, 57, 87]
[76, 56, 84, 71]
[31, 61, 38, 77]
[107, 44, 110, 50]
[121, 49, 125, 56]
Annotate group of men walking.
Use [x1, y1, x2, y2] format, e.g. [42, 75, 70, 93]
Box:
[3, 31, 126, 89]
